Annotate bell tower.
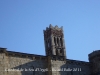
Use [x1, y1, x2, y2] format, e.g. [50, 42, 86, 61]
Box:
[43, 24, 66, 59]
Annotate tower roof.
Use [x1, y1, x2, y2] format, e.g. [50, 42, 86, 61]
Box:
[44, 24, 63, 32]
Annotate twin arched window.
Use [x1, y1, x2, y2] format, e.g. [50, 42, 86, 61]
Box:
[54, 37, 63, 46]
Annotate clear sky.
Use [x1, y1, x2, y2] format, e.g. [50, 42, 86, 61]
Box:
[0, 0, 100, 62]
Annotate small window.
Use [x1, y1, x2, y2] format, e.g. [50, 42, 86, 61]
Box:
[60, 38, 63, 46]
[56, 50, 58, 55]
[60, 50, 62, 53]
[57, 37, 59, 46]
[54, 37, 56, 45]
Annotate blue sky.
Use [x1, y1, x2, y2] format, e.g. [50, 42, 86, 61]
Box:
[0, 0, 100, 62]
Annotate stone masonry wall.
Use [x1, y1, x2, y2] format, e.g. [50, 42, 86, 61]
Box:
[66, 59, 90, 75]
[49, 59, 90, 75]
[51, 60, 67, 75]
[0, 53, 6, 75]
[0, 49, 91, 75]
[0, 50, 47, 75]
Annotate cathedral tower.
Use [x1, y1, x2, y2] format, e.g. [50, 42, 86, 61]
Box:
[43, 24, 66, 59]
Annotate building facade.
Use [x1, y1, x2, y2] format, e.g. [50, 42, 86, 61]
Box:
[0, 25, 100, 75]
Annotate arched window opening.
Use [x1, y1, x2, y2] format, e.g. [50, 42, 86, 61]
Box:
[56, 50, 58, 56]
[54, 37, 56, 45]
[57, 37, 59, 46]
[60, 38, 63, 46]
[60, 50, 62, 53]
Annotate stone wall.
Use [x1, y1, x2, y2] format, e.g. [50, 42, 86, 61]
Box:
[88, 50, 100, 74]
[51, 60, 66, 75]
[0, 48, 91, 75]
[0, 49, 47, 75]
[0, 53, 6, 75]
[66, 59, 90, 75]
[0, 48, 7, 75]
[48, 58, 90, 75]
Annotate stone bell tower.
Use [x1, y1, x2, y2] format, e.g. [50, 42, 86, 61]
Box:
[43, 24, 66, 59]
